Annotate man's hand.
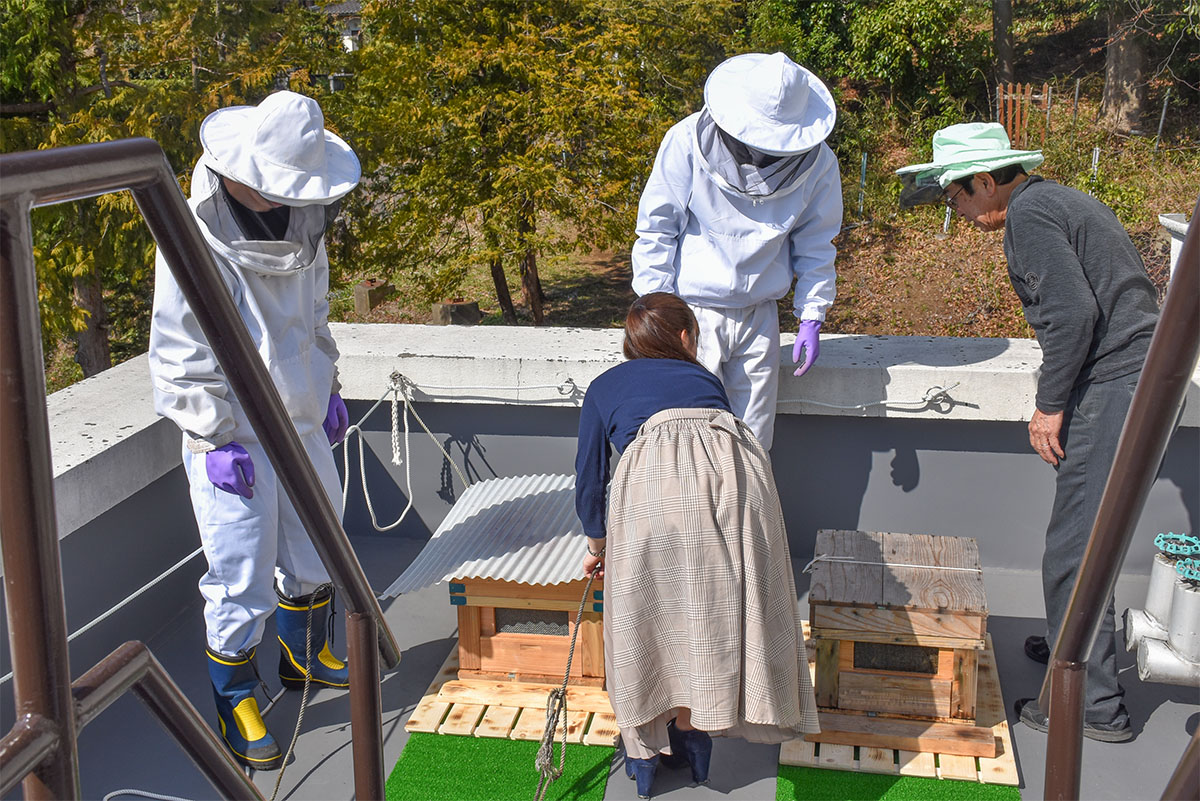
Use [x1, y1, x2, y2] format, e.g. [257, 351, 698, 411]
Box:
[793, 320, 822, 377]
[1028, 409, 1066, 466]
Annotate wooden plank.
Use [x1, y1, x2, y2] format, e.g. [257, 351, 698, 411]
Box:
[458, 605, 482, 671]
[779, 737, 816, 767]
[807, 712, 997, 758]
[456, 578, 603, 603]
[578, 612, 604, 679]
[475, 705, 520, 738]
[437, 678, 614, 715]
[838, 673, 952, 719]
[405, 645, 460, 733]
[814, 640, 840, 708]
[811, 607, 985, 641]
[461, 595, 592, 611]
[816, 742, 856, 770]
[858, 747, 898, 775]
[481, 632, 583, 676]
[897, 749, 937, 778]
[456, 668, 604, 687]
[882, 533, 986, 614]
[582, 711, 619, 746]
[406, 700, 451, 733]
[952, 648, 978, 721]
[510, 707, 550, 741]
[939, 753, 980, 782]
[976, 636, 1019, 786]
[481, 607, 496, 637]
[565, 710, 591, 744]
[438, 702, 485, 736]
[810, 530, 885, 605]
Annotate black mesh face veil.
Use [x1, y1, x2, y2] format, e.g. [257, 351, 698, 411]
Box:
[898, 171, 946, 209]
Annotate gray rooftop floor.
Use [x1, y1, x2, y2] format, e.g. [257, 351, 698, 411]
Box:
[51, 536, 1195, 801]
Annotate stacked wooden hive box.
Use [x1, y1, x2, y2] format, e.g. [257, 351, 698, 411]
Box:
[807, 530, 996, 758]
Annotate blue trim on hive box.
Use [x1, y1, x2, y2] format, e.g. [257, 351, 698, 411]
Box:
[592, 603, 603, 613]
[449, 583, 465, 594]
[450, 596, 466, 606]
[593, 590, 603, 600]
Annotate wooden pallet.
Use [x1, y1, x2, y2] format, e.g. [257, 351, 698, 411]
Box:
[781, 628, 1018, 786]
[405, 646, 620, 746]
[406, 624, 1017, 786]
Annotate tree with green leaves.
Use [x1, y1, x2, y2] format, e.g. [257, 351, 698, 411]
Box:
[339, 0, 738, 324]
[1, 0, 348, 383]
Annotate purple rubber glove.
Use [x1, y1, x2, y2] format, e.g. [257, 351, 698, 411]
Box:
[206, 441, 255, 499]
[323, 393, 349, 444]
[792, 320, 822, 377]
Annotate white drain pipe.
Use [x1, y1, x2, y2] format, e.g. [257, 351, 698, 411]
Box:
[1123, 553, 1176, 650]
[1135, 579, 1200, 686]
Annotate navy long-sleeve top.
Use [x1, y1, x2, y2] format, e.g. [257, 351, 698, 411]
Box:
[574, 357, 730, 539]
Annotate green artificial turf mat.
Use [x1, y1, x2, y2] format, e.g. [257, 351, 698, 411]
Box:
[386, 733, 614, 801]
[778, 765, 1021, 801]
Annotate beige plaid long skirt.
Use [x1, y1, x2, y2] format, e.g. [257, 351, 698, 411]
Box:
[604, 408, 819, 758]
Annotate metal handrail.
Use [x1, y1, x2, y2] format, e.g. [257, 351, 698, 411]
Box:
[0, 138, 400, 799]
[1038, 195, 1200, 801]
[1, 642, 261, 799]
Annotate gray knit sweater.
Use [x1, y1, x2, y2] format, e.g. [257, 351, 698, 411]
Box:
[1002, 176, 1158, 413]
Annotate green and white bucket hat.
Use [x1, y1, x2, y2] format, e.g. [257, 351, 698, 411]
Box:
[896, 122, 1043, 208]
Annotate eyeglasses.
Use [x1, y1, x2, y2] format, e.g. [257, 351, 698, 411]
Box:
[943, 183, 967, 209]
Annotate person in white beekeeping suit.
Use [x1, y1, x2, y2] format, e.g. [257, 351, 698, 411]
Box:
[631, 52, 842, 450]
[148, 91, 358, 771]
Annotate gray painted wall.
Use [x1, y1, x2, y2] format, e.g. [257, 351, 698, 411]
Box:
[340, 400, 1199, 579]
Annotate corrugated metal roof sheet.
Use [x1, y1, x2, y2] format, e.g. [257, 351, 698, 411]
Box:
[380, 474, 586, 597]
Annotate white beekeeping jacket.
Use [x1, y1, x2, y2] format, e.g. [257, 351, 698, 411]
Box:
[148, 154, 341, 450]
[631, 111, 841, 320]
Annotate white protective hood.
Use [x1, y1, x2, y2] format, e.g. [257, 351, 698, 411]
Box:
[191, 154, 328, 277]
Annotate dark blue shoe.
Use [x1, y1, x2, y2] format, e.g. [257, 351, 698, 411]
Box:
[276, 584, 349, 689]
[624, 754, 658, 799]
[667, 719, 712, 784]
[207, 647, 282, 771]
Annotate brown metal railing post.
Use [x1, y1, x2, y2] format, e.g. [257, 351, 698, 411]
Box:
[1, 138, 402, 799]
[0, 197, 82, 800]
[348, 611, 385, 800]
[1038, 196, 1200, 801]
[1161, 728, 1200, 801]
[71, 642, 262, 800]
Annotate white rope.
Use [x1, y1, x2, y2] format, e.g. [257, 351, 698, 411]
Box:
[778, 382, 963, 411]
[103, 790, 195, 801]
[336, 373, 472, 535]
[801, 553, 983, 574]
[0, 546, 205, 687]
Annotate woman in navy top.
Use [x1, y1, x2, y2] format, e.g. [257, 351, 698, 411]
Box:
[574, 293, 819, 799]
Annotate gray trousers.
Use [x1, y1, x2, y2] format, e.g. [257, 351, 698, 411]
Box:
[1043, 374, 1140, 727]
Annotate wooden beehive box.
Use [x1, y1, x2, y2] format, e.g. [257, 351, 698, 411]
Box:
[807, 530, 996, 758]
[450, 576, 605, 687]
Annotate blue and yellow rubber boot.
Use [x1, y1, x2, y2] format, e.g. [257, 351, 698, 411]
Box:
[206, 647, 282, 771]
[276, 585, 349, 690]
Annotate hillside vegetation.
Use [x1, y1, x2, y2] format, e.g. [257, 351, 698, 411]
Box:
[2, 1, 1194, 392]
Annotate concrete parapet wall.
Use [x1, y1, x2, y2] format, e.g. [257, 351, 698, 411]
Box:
[45, 324, 1200, 539]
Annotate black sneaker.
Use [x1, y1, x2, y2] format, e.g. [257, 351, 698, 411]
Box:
[1014, 698, 1133, 743]
[1024, 635, 1050, 664]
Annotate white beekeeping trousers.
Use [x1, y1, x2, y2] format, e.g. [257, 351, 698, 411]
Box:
[183, 427, 342, 656]
[689, 300, 781, 450]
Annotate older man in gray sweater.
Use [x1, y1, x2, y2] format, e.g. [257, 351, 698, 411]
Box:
[899, 123, 1158, 742]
